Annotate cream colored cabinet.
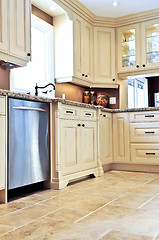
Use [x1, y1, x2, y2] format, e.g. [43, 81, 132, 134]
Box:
[0, 116, 6, 190]
[94, 27, 116, 85]
[0, 0, 31, 66]
[73, 14, 93, 82]
[113, 112, 130, 163]
[99, 112, 113, 165]
[117, 18, 159, 75]
[52, 103, 98, 189]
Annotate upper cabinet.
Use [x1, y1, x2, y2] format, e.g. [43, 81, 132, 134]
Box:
[0, 0, 31, 67]
[94, 27, 116, 85]
[117, 18, 159, 75]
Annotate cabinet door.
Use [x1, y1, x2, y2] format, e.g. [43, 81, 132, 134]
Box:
[94, 27, 116, 84]
[73, 14, 83, 79]
[81, 121, 97, 170]
[100, 113, 113, 164]
[60, 120, 80, 176]
[0, 116, 5, 190]
[117, 24, 140, 73]
[9, 0, 31, 61]
[0, 0, 8, 53]
[113, 113, 130, 163]
[83, 21, 93, 82]
[141, 19, 159, 70]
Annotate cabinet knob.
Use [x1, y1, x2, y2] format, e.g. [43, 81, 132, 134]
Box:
[85, 75, 88, 77]
[82, 124, 85, 127]
[103, 114, 106, 117]
[77, 124, 81, 127]
[112, 78, 115, 81]
[136, 65, 139, 68]
[27, 53, 31, 57]
[82, 74, 85, 76]
[142, 64, 145, 67]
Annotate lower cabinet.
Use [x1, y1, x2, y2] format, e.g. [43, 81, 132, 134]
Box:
[0, 116, 5, 190]
[99, 112, 113, 165]
[113, 112, 130, 163]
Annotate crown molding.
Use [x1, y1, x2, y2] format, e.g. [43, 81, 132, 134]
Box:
[54, 0, 159, 28]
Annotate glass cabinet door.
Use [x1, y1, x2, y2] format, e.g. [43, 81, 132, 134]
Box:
[118, 24, 140, 73]
[141, 19, 159, 69]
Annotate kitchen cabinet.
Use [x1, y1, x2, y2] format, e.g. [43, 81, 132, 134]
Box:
[52, 103, 98, 189]
[0, 0, 31, 67]
[94, 27, 116, 85]
[117, 18, 159, 75]
[99, 111, 113, 165]
[113, 112, 130, 163]
[73, 14, 93, 82]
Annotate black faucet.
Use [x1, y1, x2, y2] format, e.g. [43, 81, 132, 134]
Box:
[35, 83, 55, 96]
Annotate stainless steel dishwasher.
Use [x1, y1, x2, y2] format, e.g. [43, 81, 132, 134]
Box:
[8, 98, 50, 190]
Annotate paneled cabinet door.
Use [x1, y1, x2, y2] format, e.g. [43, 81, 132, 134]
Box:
[113, 113, 130, 163]
[81, 121, 97, 170]
[0, 116, 5, 190]
[100, 113, 113, 165]
[9, 0, 31, 61]
[141, 19, 159, 70]
[0, 0, 8, 53]
[60, 120, 81, 176]
[117, 23, 140, 73]
[94, 27, 116, 84]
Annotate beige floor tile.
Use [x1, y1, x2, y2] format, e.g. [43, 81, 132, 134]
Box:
[0, 225, 14, 236]
[0, 201, 30, 217]
[100, 230, 153, 240]
[0, 217, 110, 240]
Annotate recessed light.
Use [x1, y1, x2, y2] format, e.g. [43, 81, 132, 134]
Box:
[50, 6, 55, 11]
[113, 1, 119, 7]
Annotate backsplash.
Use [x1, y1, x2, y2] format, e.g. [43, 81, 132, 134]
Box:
[55, 83, 119, 109]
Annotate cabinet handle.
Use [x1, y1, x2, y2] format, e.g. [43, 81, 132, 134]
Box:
[136, 65, 139, 68]
[82, 74, 85, 76]
[82, 124, 85, 127]
[145, 115, 154, 118]
[77, 124, 81, 127]
[142, 64, 145, 67]
[27, 53, 31, 57]
[85, 75, 88, 77]
[66, 110, 74, 114]
[145, 131, 155, 134]
[145, 153, 156, 155]
[112, 78, 115, 81]
[85, 113, 91, 116]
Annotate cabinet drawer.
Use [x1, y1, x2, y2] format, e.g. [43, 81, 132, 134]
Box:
[131, 144, 159, 164]
[130, 122, 159, 142]
[0, 96, 6, 115]
[59, 105, 80, 119]
[80, 108, 96, 121]
[129, 111, 159, 122]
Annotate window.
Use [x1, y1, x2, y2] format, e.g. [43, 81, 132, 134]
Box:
[11, 14, 54, 98]
[128, 78, 148, 108]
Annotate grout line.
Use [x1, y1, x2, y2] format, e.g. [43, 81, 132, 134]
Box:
[152, 232, 159, 240]
[138, 192, 159, 209]
[98, 229, 112, 240]
[144, 177, 159, 185]
[75, 194, 125, 224]
[0, 207, 62, 238]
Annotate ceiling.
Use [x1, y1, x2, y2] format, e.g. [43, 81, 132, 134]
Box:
[77, 0, 159, 18]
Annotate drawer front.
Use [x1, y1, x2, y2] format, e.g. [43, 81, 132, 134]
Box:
[130, 122, 159, 142]
[0, 96, 6, 115]
[129, 111, 159, 122]
[80, 108, 96, 121]
[59, 105, 80, 119]
[131, 144, 159, 164]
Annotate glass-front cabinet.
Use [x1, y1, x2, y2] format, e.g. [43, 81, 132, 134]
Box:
[141, 19, 159, 69]
[117, 24, 140, 73]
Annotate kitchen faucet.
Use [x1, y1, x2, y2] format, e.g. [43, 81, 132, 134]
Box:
[35, 83, 55, 96]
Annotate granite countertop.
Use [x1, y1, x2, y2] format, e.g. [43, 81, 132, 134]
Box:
[1, 89, 159, 112]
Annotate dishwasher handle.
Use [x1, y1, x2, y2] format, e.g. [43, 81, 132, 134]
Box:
[13, 106, 46, 112]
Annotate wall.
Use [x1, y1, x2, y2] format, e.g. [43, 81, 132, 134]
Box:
[0, 67, 10, 90]
[55, 83, 119, 109]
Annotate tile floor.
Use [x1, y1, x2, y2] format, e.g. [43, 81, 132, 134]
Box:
[1, 171, 159, 239]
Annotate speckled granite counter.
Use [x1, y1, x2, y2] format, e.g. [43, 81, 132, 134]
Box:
[1, 89, 159, 112]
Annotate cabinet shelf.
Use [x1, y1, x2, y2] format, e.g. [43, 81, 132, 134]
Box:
[122, 39, 135, 44]
[146, 35, 159, 41]
[147, 50, 159, 55]
[122, 55, 136, 58]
